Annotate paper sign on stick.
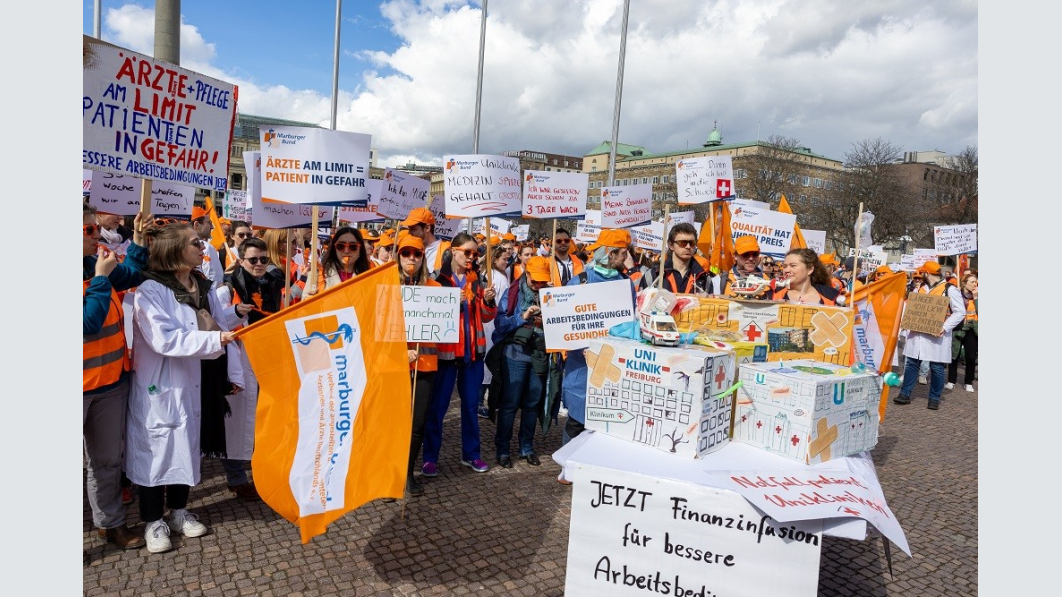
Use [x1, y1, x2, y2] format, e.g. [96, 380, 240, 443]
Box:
[375, 169, 430, 220]
[244, 151, 261, 208]
[934, 224, 977, 255]
[899, 293, 950, 335]
[729, 206, 796, 259]
[600, 184, 652, 228]
[89, 172, 194, 217]
[254, 198, 335, 229]
[584, 209, 601, 226]
[443, 154, 523, 217]
[630, 221, 665, 251]
[803, 229, 827, 254]
[427, 193, 466, 241]
[521, 170, 589, 219]
[337, 179, 384, 224]
[565, 462, 821, 597]
[260, 126, 371, 206]
[402, 286, 460, 344]
[223, 190, 251, 223]
[675, 156, 734, 204]
[83, 36, 236, 192]
[576, 222, 601, 243]
[512, 225, 529, 241]
[540, 280, 635, 351]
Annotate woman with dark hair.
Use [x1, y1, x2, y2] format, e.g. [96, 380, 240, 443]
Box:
[125, 223, 241, 554]
[422, 232, 497, 476]
[307, 226, 371, 296]
[773, 248, 841, 305]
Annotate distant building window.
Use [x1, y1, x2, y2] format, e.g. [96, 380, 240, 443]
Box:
[803, 176, 810, 186]
[787, 174, 797, 184]
[813, 178, 823, 188]
[231, 145, 242, 157]
[652, 176, 659, 184]
[231, 173, 243, 190]
[546, 167, 551, 171]
[553, 159, 558, 165]
[592, 166, 597, 172]
[642, 177, 649, 184]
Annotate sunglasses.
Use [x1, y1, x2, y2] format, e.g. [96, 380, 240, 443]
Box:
[555, 239, 571, 244]
[234, 232, 252, 239]
[190, 238, 206, 249]
[154, 218, 176, 227]
[456, 248, 479, 259]
[243, 256, 269, 265]
[334, 242, 361, 252]
[738, 252, 760, 259]
[83, 224, 98, 236]
[671, 240, 695, 248]
[399, 248, 424, 259]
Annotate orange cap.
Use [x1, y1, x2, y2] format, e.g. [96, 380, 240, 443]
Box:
[376, 232, 395, 248]
[917, 261, 941, 275]
[734, 235, 760, 255]
[875, 264, 893, 275]
[396, 231, 425, 251]
[503, 232, 516, 241]
[524, 256, 552, 282]
[586, 228, 632, 252]
[819, 254, 837, 266]
[401, 207, 435, 228]
[191, 206, 210, 221]
[360, 228, 379, 241]
[489, 235, 503, 246]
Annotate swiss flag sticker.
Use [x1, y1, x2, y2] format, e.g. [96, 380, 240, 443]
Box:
[716, 179, 733, 198]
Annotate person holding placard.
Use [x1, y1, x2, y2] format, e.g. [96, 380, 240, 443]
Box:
[491, 256, 555, 468]
[398, 232, 441, 497]
[423, 233, 498, 475]
[637, 223, 712, 294]
[402, 208, 450, 275]
[305, 227, 372, 298]
[773, 248, 841, 305]
[893, 261, 966, 411]
[946, 273, 978, 393]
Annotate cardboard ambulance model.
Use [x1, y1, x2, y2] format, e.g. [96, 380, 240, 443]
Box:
[639, 312, 680, 346]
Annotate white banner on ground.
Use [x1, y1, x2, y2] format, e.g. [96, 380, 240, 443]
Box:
[338, 179, 384, 224]
[729, 206, 797, 258]
[88, 171, 194, 217]
[933, 224, 977, 255]
[376, 169, 430, 220]
[675, 156, 734, 204]
[260, 126, 371, 206]
[565, 462, 822, 597]
[444, 154, 523, 218]
[541, 279, 635, 351]
[402, 286, 460, 344]
[803, 229, 827, 254]
[427, 193, 466, 241]
[254, 198, 335, 229]
[521, 170, 589, 218]
[223, 190, 250, 223]
[82, 36, 235, 192]
[601, 184, 652, 228]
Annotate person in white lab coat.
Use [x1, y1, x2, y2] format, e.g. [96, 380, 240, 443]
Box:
[893, 261, 966, 411]
[125, 223, 241, 554]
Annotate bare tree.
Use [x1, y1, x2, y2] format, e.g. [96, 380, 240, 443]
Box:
[739, 135, 807, 206]
[941, 145, 978, 224]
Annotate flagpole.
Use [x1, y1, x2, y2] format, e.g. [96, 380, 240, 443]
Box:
[468, 0, 488, 235]
[606, 0, 631, 190]
[850, 202, 864, 295]
[283, 229, 293, 309]
[404, 341, 420, 512]
[657, 204, 670, 290]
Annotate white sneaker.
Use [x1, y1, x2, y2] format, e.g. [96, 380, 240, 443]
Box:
[944, 383, 954, 390]
[965, 384, 975, 392]
[144, 519, 172, 554]
[917, 375, 928, 385]
[167, 508, 209, 538]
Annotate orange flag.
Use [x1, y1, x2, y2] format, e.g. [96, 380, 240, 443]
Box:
[203, 194, 229, 251]
[239, 263, 411, 543]
[698, 201, 734, 274]
[777, 194, 807, 249]
[849, 271, 908, 422]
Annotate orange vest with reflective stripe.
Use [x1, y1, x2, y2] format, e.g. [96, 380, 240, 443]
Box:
[83, 281, 131, 392]
[928, 281, 953, 315]
[965, 299, 977, 322]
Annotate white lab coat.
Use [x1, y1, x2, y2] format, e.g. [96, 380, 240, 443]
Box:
[124, 279, 242, 487]
[211, 286, 257, 462]
[902, 283, 966, 364]
[199, 243, 225, 291]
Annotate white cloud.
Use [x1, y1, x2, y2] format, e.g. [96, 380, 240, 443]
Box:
[101, 0, 977, 166]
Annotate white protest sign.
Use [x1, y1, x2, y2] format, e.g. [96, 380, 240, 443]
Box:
[729, 197, 770, 214]
[375, 169, 430, 220]
[427, 193, 466, 240]
[243, 151, 261, 208]
[512, 225, 530, 241]
[847, 247, 888, 273]
[254, 198, 335, 229]
[490, 218, 512, 235]
[260, 125, 371, 205]
[402, 286, 460, 344]
[444, 154, 523, 218]
[223, 190, 250, 223]
[601, 184, 652, 228]
[576, 222, 601, 243]
[521, 170, 589, 218]
[934, 224, 977, 255]
[83, 169, 93, 194]
[729, 206, 796, 258]
[585, 209, 602, 226]
[565, 462, 822, 597]
[541, 279, 635, 351]
[703, 469, 909, 555]
[83, 36, 236, 192]
[630, 221, 665, 251]
[675, 156, 734, 204]
[89, 171, 194, 217]
[803, 229, 827, 254]
[149, 181, 195, 217]
[338, 178, 384, 224]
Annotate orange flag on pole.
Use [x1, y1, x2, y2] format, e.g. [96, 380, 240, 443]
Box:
[202, 194, 229, 251]
[849, 271, 908, 422]
[238, 263, 411, 543]
[698, 201, 735, 274]
[777, 195, 807, 249]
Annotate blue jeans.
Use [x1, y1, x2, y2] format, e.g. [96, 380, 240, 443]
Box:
[222, 459, 249, 486]
[423, 359, 484, 464]
[495, 358, 543, 458]
[900, 357, 946, 401]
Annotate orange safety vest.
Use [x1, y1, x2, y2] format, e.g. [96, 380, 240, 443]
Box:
[83, 281, 131, 392]
[550, 254, 585, 286]
[771, 285, 837, 306]
[965, 299, 977, 322]
[431, 241, 452, 273]
[928, 281, 953, 315]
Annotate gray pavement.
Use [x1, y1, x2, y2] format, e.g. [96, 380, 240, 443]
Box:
[84, 370, 977, 596]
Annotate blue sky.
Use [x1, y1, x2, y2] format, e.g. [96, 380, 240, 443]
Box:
[82, 1, 979, 168]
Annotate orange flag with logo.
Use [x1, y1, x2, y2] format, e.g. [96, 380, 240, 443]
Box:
[237, 262, 411, 543]
[849, 271, 907, 422]
[777, 195, 807, 249]
[698, 201, 735, 273]
[202, 194, 229, 251]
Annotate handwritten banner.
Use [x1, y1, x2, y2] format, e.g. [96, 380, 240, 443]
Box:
[900, 248, 937, 271]
[426, 193, 466, 241]
[933, 224, 977, 255]
[444, 154, 522, 218]
[223, 190, 250, 223]
[337, 178, 384, 224]
[899, 293, 950, 335]
[260, 125, 371, 206]
[253, 198, 334, 229]
[802, 229, 827, 254]
[540, 279, 635, 351]
[82, 36, 236, 192]
[565, 462, 821, 597]
[729, 206, 796, 259]
[402, 286, 460, 344]
[83, 169, 93, 194]
[88, 171, 194, 217]
[521, 170, 589, 219]
[675, 156, 734, 204]
[600, 184, 652, 228]
[376, 169, 430, 220]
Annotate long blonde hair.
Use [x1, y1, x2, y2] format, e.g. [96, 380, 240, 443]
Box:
[261, 229, 295, 268]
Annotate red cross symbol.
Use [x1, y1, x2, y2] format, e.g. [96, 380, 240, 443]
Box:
[715, 365, 727, 388]
[756, 421, 763, 429]
[741, 414, 748, 422]
[775, 425, 782, 434]
[842, 507, 861, 516]
[744, 324, 763, 342]
[646, 419, 654, 427]
[790, 434, 800, 446]
[716, 179, 732, 198]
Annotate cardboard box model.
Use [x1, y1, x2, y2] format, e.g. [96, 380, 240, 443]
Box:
[584, 338, 736, 458]
[733, 360, 882, 464]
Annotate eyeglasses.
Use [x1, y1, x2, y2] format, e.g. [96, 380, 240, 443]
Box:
[243, 256, 269, 265]
[234, 232, 252, 239]
[671, 240, 695, 248]
[153, 218, 176, 227]
[334, 242, 361, 252]
[190, 238, 206, 249]
[738, 252, 760, 259]
[457, 248, 479, 259]
[83, 224, 98, 236]
[555, 239, 571, 244]
[399, 248, 424, 259]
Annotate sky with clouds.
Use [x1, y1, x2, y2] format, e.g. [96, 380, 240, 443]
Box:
[83, 0, 977, 168]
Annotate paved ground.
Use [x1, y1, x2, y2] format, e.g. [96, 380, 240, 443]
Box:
[84, 368, 977, 596]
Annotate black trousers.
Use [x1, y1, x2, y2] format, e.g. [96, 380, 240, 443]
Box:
[409, 370, 436, 475]
[139, 484, 190, 523]
[947, 332, 978, 384]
